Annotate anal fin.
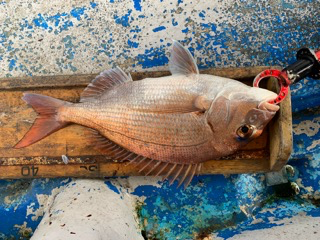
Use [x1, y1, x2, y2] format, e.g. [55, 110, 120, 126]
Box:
[134, 158, 201, 189]
[86, 129, 138, 162]
[86, 128, 200, 188]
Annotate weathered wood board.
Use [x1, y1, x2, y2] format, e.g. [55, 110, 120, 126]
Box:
[0, 67, 292, 178]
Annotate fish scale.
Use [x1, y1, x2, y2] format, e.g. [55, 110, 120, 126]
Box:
[63, 101, 211, 147]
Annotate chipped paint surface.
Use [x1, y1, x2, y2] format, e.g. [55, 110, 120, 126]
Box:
[31, 179, 144, 240]
[213, 212, 320, 240]
[0, 0, 320, 239]
[0, 0, 319, 78]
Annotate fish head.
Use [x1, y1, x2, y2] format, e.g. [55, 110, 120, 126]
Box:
[206, 84, 279, 155]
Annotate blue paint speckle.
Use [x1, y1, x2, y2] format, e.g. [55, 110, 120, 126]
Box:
[181, 27, 188, 33]
[33, 14, 49, 29]
[90, 2, 98, 8]
[153, 26, 166, 32]
[128, 39, 139, 48]
[105, 181, 120, 194]
[199, 11, 205, 18]
[281, 0, 295, 9]
[172, 19, 178, 26]
[133, 0, 142, 11]
[22, 6, 90, 34]
[70, 7, 86, 20]
[114, 10, 132, 27]
[136, 46, 169, 68]
[8, 59, 16, 71]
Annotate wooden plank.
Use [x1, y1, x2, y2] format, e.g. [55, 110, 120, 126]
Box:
[0, 66, 270, 90]
[0, 66, 292, 178]
[269, 82, 293, 170]
[0, 157, 270, 179]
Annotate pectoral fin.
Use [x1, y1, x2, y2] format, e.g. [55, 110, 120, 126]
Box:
[194, 95, 212, 111]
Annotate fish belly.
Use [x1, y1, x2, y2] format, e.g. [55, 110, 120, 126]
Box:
[98, 110, 215, 164]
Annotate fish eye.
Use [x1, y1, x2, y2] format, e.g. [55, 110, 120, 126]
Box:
[236, 124, 255, 139]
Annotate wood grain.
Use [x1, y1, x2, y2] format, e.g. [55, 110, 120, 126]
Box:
[0, 66, 292, 178]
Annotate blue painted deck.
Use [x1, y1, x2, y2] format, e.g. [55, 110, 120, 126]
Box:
[0, 1, 319, 239]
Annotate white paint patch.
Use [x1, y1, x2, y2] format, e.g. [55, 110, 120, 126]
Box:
[31, 179, 144, 240]
[293, 117, 320, 137]
[307, 139, 320, 151]
[110, 176, 162, 193]
[27, 186, 65, 221]
[212, 213, 320, 240]
[0, 0, 251, 78]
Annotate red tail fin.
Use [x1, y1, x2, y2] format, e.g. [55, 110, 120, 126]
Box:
[14, 93, 69, 149]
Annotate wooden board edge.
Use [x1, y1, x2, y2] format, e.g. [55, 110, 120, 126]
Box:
[269, 89, 293, 171]
[0, 157, 270, 179]
[0, 66, 273, 90]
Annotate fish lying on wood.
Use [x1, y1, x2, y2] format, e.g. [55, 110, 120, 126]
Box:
[14, 41, 279, 188]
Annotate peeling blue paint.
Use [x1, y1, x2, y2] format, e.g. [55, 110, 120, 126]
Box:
[33, 14, 49, 30]
[217, 199, 317, 239]
[199, 11, 205, 18]
[8, 59, 16, 71]
[133, 0, 142, 11]
[20, 6, 90, 35]
[105, 181, 120, 194]
[1, 1, 320, 239]
[90, 2, 98, 9]
[172, 18, 178, 26]
[153, 26, 166, 32]
[70, 7, 86, 21]
[127, 39, 139, 48]
[136, 46, 169, 68]
[0, 179, 71, 238]
[181, 27, 188, 33]
[114, 10, 132, 27]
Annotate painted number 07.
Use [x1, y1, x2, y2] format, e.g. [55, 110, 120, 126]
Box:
[21, 165, 39, 177]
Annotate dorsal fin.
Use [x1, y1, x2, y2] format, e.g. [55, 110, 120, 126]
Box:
[80, 67, 132, 102]
[169, 40, 199, 76]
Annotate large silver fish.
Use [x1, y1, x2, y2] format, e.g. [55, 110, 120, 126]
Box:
[15, 41, 279, 188]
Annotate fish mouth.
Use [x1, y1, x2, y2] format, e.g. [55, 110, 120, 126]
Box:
[247, 87, 280, 112]
[257, 91, 280, 112]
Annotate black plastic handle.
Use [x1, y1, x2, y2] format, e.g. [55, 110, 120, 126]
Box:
[282, 48, 320, 84]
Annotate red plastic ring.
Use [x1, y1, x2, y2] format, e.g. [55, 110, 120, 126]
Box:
[253, 69, 289, 104]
